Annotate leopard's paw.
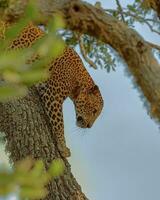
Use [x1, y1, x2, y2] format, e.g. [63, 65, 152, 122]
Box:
[58, 144, 71, 158]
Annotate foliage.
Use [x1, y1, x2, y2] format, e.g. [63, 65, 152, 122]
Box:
[0, 157, 64, 199]
[0, 1, 64, 101]
[0, 1, 65, 200]
[61, 0, 160, 71]
[82, 35, 117, 72]
[60, 30, 117, 72]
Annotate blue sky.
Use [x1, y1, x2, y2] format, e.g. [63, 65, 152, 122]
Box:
[1, 1, 160, 200]
[64, 1, 160, 200]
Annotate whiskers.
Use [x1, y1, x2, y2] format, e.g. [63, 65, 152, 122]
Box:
[71, 125, 88, 136]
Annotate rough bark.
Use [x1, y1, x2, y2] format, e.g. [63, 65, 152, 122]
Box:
[0, 86, 88, 200]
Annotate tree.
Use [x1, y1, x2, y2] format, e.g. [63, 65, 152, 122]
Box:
[0, 0, 160, 199]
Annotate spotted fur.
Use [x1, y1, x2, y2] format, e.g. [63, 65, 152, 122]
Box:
[9, 23, 104, 157]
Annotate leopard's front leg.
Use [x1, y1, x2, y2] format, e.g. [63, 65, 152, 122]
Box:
[52, 105, 70, 158]
[37, 82, 71, 158]
[55, 120, 71, 158]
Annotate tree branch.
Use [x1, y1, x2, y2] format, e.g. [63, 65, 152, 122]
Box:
[104, 9, 160, 35]
[79, 35, 97, 69]
[115, 0, 126, 23]
[147, 41, 160, 51]
[60, 0, 160, 121]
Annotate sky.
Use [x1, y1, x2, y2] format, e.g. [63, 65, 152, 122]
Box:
[1, 1, 160, 200]
[64, 1, 160, 200]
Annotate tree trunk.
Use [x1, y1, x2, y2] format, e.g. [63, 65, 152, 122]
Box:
[0, 86, 88, 200]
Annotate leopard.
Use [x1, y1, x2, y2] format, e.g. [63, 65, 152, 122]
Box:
[5, 22, 104, 157]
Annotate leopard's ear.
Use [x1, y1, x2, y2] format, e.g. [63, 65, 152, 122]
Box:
[72, 85, 81, 99]
[89, 85, 99, 95]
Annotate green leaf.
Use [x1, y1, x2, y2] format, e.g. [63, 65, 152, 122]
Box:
[47, 15, 65, 33]
[0, 172, 14, 185]
[0, 51, 26, 71]
[20, 69, 48, 85]
[0, 85, 27, 102]
[25, 0, 40, 22]
[15, 157, 33, 173]
[3, 71, 21, 83]
[48, 159, 64, 177]
[20, 186, 47, 199]
[30, 160, 45, 177]
[0, 184, 16, 196]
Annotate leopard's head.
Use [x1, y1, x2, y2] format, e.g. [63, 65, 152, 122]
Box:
[73, 85, 103, 128]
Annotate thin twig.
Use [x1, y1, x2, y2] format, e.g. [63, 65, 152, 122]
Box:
[105, 9, 160, 35]
[147, 41, 160, 51]
[79, 36, 97, 69]
[115, 0, 126, 23]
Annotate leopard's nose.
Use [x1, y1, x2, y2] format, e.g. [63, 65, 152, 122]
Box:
[87, 124, 91, 128]
[76, 116, 86, 128]
[77, 116, 83, 122]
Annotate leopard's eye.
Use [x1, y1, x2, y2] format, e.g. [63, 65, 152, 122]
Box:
[93, 109, 97, 115]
